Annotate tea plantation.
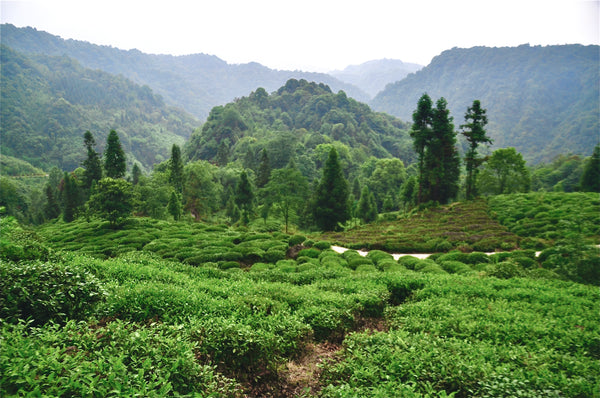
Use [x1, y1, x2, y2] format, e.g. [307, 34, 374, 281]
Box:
[1, 193, 599, 397]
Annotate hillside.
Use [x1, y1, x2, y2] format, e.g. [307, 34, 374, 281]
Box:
[371, 45, 600, 164]
[1, 24, 369, 119]
[330, 59, 423, 98]
[0, 45, 198, 171]
[184, 79, 415, 175]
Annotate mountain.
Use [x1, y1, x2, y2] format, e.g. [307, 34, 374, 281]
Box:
[184, 78, 414, 180]
[1, 24, 369, 119]
[0, 45, 198, 171]
[371, 45, 599, 164]
[330, 59, 423, 98]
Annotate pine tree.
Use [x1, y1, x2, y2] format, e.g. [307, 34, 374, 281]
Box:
[313, 148, 350, 231]
[410, 94, 434, 204]
[358, 186, 377, 223]
[131, 163, 142, 186]
[82, 131, 102, 190]
[167, 191, 182, 221]
[580, 144, 600, 192]
[104, 130, 126, 179]
[62, 172, 78, 222]
[461, 100, 492, 200]
[256, 149, 271, 188]
[169, 144, 184, 193]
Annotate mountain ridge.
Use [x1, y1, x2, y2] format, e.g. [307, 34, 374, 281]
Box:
[1, 24, 370, 119]
[371, 44, 599, 164]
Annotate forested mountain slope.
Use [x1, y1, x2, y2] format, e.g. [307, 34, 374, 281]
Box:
[0, 45, 198, 171]
[371, 45, 599, 164]
[184, 79, 414, 178]
[1, 24, 369, 119]
[330, 59, 423, 98]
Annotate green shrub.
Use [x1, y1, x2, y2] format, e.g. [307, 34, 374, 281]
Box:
[486, 261, 525, 279]
[467, 252, 491, 265]
[435, 251, 470, 264]
[297, 248, 321, 258]
[0, 261, 105, 325]
[263, 248, 286, 263]
[397, 255, 421, 270]
[440, 260, 473, 274]
[288, 235, 306, 246]
[347, 256, 373, 271]
[366, 250, 393, 265]
[219, 261, 240, 270]
[355, 264, 378, 273]
[313, 240, 332, 250]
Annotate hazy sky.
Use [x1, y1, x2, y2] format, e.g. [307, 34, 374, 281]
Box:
[2, 0, 598, 72]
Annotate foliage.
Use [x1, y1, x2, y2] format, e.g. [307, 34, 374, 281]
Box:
[461, 100, 492, 199]
[168, 144, 184, 193]
[184, 79, 414, 176]
[313, 148, 351, 231]
[103, 130, 126, 179]
[0, 44, 196, 171]
[488, 192, 600, 247]
[372, 44, 600, 164]
[478, 147, 530, 195]
[530, 154, 586, 192]
[322, 199, 519, 253]
[580, 143, 600, 192]
[262, 163, 309, 233]
[0, 261, 105, 326]
[81, 131, 102, 190]
[87, 177, 133, 226]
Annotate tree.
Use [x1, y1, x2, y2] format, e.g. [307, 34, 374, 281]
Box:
[313, 148, 350, 231]
[62, 172, 79, 222]
[44, 183, 60, 220]
[478, 148, 530, 195]
[88, 177, 133, 226]
[235, 170, 254, 224]
[169, 144, 184, 193]
[131, 163, 142, 186]
[410, 94, 434, 204]
[104, 130, 126, 179]
[82, 131, 102, 190]
[580, 144, 600, 192]
[183, 161, 221, 221]
[422, 97, 461, 203]
[367, 158, 406, 211]
[216, 141, 229, 167]
[256, 149, 271, 188]
[263, 162, 309, 233]
[461, 100, 492, 200]
[357, 186, 377, 223]
[167, 191, 182, 221]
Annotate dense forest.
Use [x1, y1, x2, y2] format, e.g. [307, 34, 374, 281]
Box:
[1, 23, 369, 119]
[372, 44, 600, 163]
[185, 78, 415, 177]
[0, 45, 198, 171]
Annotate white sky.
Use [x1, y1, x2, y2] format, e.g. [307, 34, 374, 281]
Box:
[1, 0, 598, 72]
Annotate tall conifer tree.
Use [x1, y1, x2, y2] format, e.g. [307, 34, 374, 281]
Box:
[169, 144, 184, 193]
[104, 130, 126, 179]
[461, 100, 492, 200]
[256, 149, 271, 188]
[82, 131, 102, 190]
[410, 94, 433, 204]
[313, 148, 350, 231]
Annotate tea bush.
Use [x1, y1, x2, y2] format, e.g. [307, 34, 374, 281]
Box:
[0, 260, 105, 326]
